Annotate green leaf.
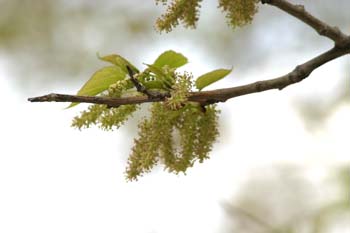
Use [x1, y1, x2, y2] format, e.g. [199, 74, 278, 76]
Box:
[195, 68, 232, 90]
[153, 50, 188, 69]
[144, 63, 174, 88]
[144, 63, 166, 78]
[98, 53, 139, 74]
[68, 66, 126, 108]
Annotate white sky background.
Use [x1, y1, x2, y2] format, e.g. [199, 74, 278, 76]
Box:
[0, 1, 349, 233]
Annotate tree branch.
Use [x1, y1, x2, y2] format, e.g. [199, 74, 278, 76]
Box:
[28, 45, 350, 106]
[28, 0, 350, 107]
[28, 93, 165, 107]
[261, 0, 350, 47]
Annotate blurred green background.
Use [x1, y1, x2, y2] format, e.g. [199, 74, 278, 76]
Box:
[0, 0, 349, 233]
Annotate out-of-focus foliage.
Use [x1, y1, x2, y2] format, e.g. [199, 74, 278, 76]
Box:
[71, 51, 227, 180]
[0, 0, 157, 89]
[222, 166, 350, 233]
[294, 66, 350, 132]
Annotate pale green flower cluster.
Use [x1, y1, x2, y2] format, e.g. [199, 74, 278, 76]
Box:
[126, 102, 219, 181]
[71, 50, 227, 181]
[165, 71, 192, 110]
[155, 0, 202, 32]
[71, 80, 139, 130]
[218, 0, 260, 28]
[155, 0, 259, 32]
[124, 71, 219, 180]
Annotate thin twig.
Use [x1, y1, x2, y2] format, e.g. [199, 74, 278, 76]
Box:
[28, 0, 350, 107]
[28, 93, 166, 107]
[126, 66, 148, 96]
[126, 65, 165, 99]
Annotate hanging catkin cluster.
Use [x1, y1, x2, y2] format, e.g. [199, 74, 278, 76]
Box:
[155, 0, 202, 32]
[72, 80, 139, 130]
[218, 0, 260, 28]
[155, 0, 259, 32]
[125, 74, 219, 181]
[70, 51, 227, 181]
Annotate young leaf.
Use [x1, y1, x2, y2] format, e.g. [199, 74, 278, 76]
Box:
[98, 54, 139, 74]
[195, 68, 232, 90]
[153, 50, 188, 69]
[68, 66, 126, 108]
[144, 63, 174, 88]
[144, 63, 166, 78]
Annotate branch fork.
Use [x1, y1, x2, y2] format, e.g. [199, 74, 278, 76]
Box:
[28, 0, 350, 107]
